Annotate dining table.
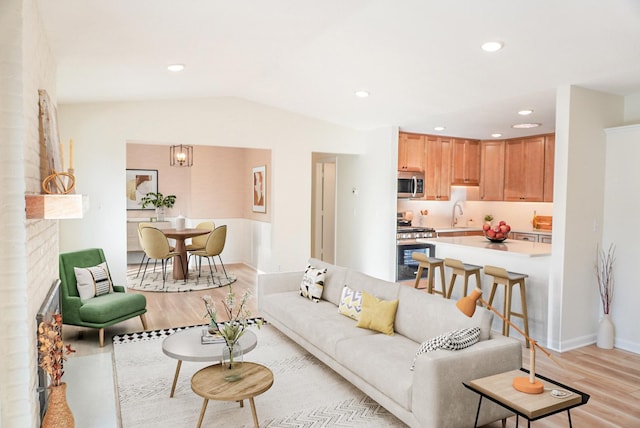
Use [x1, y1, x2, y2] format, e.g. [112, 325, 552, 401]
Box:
[161, 228, 210, 280]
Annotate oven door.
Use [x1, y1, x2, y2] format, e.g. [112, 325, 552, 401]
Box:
[396, 242, 435, 281]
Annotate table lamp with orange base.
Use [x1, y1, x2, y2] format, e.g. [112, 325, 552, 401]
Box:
[457, 287, 561, 394]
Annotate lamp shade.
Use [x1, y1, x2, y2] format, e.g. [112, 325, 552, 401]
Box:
[456, 288, 483, 317]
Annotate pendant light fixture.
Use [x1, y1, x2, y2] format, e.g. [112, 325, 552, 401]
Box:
[170, 144, 193, 167]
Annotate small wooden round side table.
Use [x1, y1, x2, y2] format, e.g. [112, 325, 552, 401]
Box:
[191, 362, 274, 428]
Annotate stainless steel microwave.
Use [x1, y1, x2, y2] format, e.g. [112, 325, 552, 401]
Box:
[398, 171, 424, 198]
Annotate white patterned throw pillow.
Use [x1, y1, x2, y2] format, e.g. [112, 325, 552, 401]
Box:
[299, 265, 327, 302]
[338, 285, 363, 320]
[410, 327, 480, 370]
[74, 262, 114, 301]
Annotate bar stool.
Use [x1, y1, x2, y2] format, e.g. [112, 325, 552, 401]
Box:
[411, 252, 447, 297]
[444, 258, 482, 299]
[484, 265, 531, 347]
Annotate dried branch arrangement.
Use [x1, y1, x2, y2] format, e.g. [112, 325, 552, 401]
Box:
[595, 244, 615, 315]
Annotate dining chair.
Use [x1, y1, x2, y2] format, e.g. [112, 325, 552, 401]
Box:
[185, 221, 215, 268]
[188, 225, 229, 281]
[135, 222, 154, 278]
[140, 226, 186, 288]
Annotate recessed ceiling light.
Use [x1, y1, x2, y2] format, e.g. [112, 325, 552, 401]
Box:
[481, 41, 504, 52]
[355, 90, 369, 98]
[491, 133, 503, 138]
[512, 123, 541, 129]
[433, 126, 446, 131]
[167, 64, 185, 72]
[518, 109, 534, 116]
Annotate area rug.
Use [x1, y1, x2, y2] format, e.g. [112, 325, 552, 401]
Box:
[126, 265, 236, 292]
[113, 324, 406, 428]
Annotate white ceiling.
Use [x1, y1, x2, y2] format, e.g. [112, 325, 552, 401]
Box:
[36, 0, 640, 140]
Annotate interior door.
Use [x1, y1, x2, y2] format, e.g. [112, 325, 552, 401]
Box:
[312, 159, 336, 263]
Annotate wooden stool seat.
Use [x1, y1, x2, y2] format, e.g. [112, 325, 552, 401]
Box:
[411, 252, 446, 297]
[484, 265, 531, 348]
[444, 258, 482, 299]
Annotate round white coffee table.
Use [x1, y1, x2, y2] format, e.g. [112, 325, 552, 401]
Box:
[162, 327, 258, 397]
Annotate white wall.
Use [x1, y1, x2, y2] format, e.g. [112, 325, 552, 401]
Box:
[603, 124, 640, 353]
[58, 98, 398, 283]
[550, 85, 624, 351]
[624, 92, 640, 123]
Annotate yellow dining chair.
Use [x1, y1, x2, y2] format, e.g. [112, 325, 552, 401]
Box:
[185, 221, 215, 270]
[140, 226, 186, 288]
[188, 225, 229, 281]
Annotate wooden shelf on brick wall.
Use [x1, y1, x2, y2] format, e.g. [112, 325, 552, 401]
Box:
[25, 194, 88, 219]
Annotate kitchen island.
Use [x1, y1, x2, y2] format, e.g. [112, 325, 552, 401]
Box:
[417, 236, 552, 346]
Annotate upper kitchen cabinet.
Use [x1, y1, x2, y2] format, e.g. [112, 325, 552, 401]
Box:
[479, 140, 505, 201]
[425, 136, 451, 200]
[451, 138, 480, 185]
[398, 132, 425, 171]
[504, 136, 545, 201]
[543, 134, 555, 202]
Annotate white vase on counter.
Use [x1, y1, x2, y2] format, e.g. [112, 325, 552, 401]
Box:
[176, 215, 186, 231]
[596, 313, 615, 349]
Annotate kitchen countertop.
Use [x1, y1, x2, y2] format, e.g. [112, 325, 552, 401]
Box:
[434, 227, 552, 236]
[417, 235, 552, 257]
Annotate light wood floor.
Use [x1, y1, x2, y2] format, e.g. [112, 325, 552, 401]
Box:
[65, 263, 640, 427]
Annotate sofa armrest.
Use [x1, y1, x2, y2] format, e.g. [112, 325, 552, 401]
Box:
[257, 271, 303, 310]
[61, 295, 84, 326]
[411, 335, 522, 427]
[113, 285, 126, 293]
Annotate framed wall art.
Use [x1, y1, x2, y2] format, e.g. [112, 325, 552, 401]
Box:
[252, 165, 266, 213]
[126, 169, 158, 210]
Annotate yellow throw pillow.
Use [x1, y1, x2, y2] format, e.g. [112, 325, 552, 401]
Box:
[356, 291, 399, 335]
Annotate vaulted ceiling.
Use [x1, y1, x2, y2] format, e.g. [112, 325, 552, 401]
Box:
[37, 0, 640, 139]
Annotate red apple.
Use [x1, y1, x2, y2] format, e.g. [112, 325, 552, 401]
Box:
[499, 220, 506, 226]
[496, 232, 504, 239]
[499, 225, 509, 233]
[504, 225, 511, 232]
[482, 223, 491, 231]
[487, 229, 496, 238]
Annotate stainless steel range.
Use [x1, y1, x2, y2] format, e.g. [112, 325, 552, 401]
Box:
[396, 225, 436, 281]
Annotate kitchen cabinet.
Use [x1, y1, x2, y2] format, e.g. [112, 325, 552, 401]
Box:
[511, 231, 552, 244]
[543, 134, 555, 202]
[451, 138, 480, 185]
[438, 230, 483, 237]
[398, 132, 425, 171]
[425, 136, 451, 200]
[479, 140, 505, 201]
[504, 136, 545, 201]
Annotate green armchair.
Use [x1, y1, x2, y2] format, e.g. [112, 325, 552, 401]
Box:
[59, 248, 148, 347]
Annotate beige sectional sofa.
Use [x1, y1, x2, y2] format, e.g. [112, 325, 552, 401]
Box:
[257, 258, 522, 428]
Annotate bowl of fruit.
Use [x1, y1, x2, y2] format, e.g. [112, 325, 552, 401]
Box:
[482, 221, 511, 242]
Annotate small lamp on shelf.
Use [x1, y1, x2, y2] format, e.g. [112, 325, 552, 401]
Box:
[457, 287, 561, 394]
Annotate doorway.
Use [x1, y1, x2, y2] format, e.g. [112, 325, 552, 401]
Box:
[312, 156, 336, 263]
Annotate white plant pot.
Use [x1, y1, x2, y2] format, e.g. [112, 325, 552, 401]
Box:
[596, 314, 614, 349]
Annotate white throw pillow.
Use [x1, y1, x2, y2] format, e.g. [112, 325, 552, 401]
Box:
[299, 265, 327, 302]
[74, 262, 114, 301]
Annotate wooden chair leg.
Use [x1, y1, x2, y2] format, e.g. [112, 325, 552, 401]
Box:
[140, 313, 148, 330]
[426, 265, 435, 294]
[438, 265, 447, 297]
[504, 284, 513, 337]
[519, 281, 531, 347]
[446, 273, 457, 299]
[99, 328, 105, 348]
[414, 265, 424, 289]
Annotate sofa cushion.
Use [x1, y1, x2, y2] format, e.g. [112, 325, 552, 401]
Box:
[261, 291, 376, 356]
[394, 286, 493, 343]
[74, 262, 113, 301]
[78, 292, 146, 324]
[344, 270, 400, 302]
[410, 327, 480, 370]
[299, 265, 327, 302]
[335, 333, 416, 411]
[338, 285, 363, 320]
[308, 258, 348, 306]
[356, 291, 399, 335]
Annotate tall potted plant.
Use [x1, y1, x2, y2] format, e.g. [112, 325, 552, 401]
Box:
[595, 243, 615, 349]
[141, 192, 176, 221]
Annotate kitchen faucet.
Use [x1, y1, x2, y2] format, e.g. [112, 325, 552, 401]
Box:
[451, 201, 464, 227]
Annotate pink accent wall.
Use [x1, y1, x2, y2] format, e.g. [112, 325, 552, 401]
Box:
[127, 143, 270, 221]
